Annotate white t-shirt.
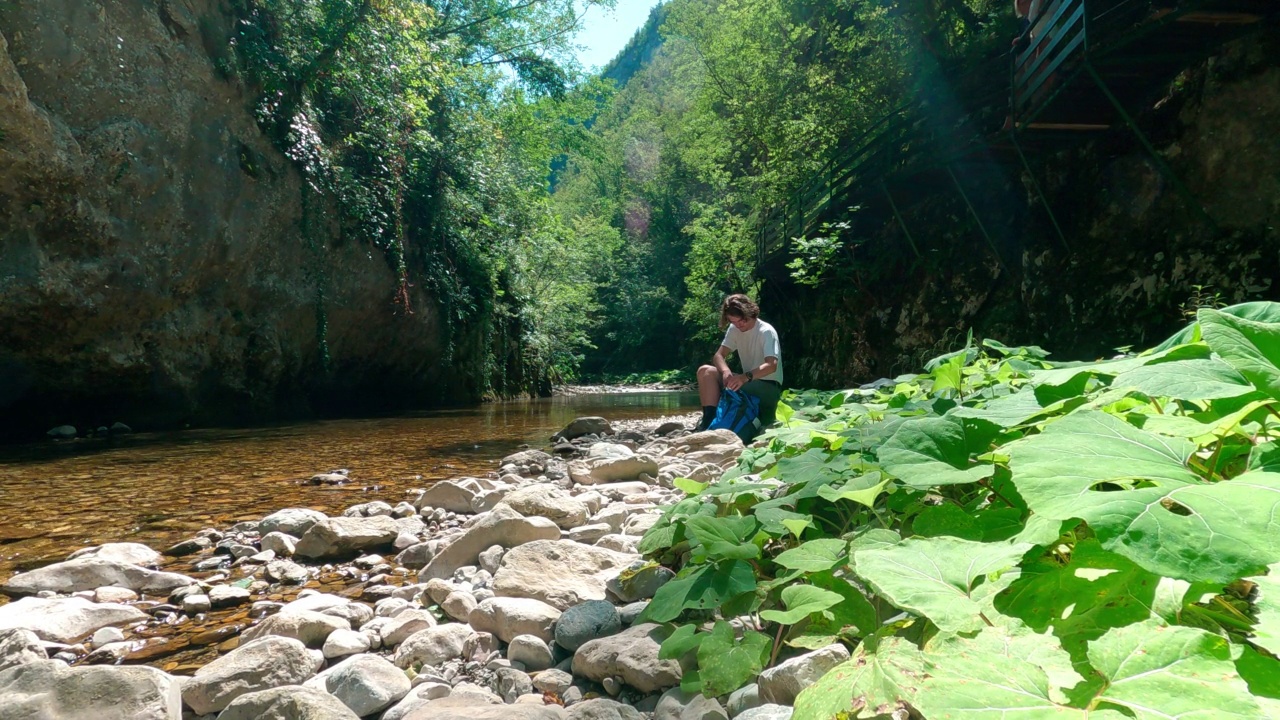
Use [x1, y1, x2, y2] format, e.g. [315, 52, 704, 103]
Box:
[722, 319, 784, 384]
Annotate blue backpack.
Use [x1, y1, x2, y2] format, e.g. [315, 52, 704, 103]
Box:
[708, 389, 761, 442]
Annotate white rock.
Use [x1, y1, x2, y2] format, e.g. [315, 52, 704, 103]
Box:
[469, 597, 561, 644]
[400, 695, 564, 719]
[92, 586, 139, 603]
[415, 480, 480, 514]
[0, 596, 147, 644]
[216, 685, 360, 720]
[589, 443, 634, 459]
[260, 531, 299, 556]
[573, 623, 682, 694]
[419, 505, 560, 582]
[655, 688, 729, 720]
[323, 629, 372, 659]
[594, 535, 639, 554]
[492, 540, 639, 610]
[295, 516, 401, 560]
[259, 508, 328, 537]
[735, 705, 793, 720]
[209, 585, 251, 608]
[594, 482, 652, 500]
[507, 634, 554, 671]
[67, 542, 162, 567]
[756, 644, 851, 706]
[382, 681, 453, 720]
[391, 623, 476, 668]
[497, 486, 590, 530]
[308, 653, 411, 716]
[0, 629, 46, 672]
[2, 558, 194, 596]
[532, 668, 574, 694]
[381, 609, 439, 648]
[182, 636, 317, 714]
[566, 698, 646, 720]
[441, 590, 479, 622]
[91, 626, 125, 647]
[283, 592, 351, 614]
[567, 523, 613, 544]
[0, 660, 181, 720]
[240, 610, 351, 648]
[569, 456, 661, 485]
[322, 602, 375, 628]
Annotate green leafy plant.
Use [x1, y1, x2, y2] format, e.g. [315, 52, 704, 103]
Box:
[636, 301, 1280, 717]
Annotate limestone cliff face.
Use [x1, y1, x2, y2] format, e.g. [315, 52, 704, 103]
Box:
[766, 28, 1280, 386]
[0, 0, 461, 438]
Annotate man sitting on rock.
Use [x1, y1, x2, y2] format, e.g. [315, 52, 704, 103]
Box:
[694, 293, 784, 432]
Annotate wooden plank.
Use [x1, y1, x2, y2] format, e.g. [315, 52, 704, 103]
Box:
[1176, 11, 1262, 24]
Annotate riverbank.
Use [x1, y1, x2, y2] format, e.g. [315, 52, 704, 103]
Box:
[0, 411, 793, 720]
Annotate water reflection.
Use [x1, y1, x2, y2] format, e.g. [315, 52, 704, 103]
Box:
[0, 392, 697, 579]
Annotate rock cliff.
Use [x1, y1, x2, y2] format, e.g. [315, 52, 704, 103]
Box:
[0, 0, 468, 439]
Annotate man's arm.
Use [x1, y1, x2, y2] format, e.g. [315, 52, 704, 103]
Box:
[744, 356, 778, 380]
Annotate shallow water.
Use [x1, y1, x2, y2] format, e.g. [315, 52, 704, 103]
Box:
[0, 391, 698, 581]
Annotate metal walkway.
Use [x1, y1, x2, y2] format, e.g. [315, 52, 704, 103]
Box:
[755, 0, 1277, 265]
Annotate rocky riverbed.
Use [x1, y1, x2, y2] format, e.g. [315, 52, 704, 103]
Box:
[0, 414, 813, 720]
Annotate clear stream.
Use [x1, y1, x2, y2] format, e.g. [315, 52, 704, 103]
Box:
[0, 391, 699, 582]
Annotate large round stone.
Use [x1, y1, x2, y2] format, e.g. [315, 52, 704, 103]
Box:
[554, 600, 621, 651]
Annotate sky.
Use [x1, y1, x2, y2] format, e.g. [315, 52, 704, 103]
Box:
[573, 0, 662, 71]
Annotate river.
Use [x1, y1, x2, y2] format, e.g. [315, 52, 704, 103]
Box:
[0, 391, 698, 582]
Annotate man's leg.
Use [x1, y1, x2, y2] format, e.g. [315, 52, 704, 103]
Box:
[742, 380, 783, 425]
[695, 364, 722, 431]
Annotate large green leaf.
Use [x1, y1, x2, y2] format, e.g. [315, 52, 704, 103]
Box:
[773, 538, 848, 572]
[760, 584, 846, 624]
[911, 503, 983, 540]
[685, 515, 760, 561]
[1008, 411, 1280, 582]
[1111, 351, 1253, 401]
[791, 636, 925, 720]
[951, 388, 1060, 429]
[1201, 307, 1280, 399]
[1245, 563, 1280, 656]
[639, 560, 757, 622]
[695, 621, 770, 697]
[995, 540, 1161, 659]
[915, 624, 1095, 718]
[878, 417, 993, 489]
[770, 448, 854, 487]
[816, 473, 891, 508]
[853, 536, 1031, 632]
[1236, 647, 1280, 718]
[793, 571, 879, 644]
[1087, 620, 1264, 719]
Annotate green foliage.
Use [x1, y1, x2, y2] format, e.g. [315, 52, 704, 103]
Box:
[635, 301, 1280, 717]
[227, 0, 612, 391]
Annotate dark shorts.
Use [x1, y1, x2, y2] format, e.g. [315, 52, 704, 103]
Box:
[742, 379, 783, 424]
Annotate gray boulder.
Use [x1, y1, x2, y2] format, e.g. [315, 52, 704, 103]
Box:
[216, 685, 359, 720]
[295, 516, 401, 560]
[735, 706, 793, 720]
[2, 558, 194, 596]
[553, 417, 613, 441]
[391, 623, 476, 669]
[757, 644, 851, 706]
[403, 695, 566, 719]
[573, 623, 682, 694]
[419, 505, 560, 582]
[0, 596, 147, 643]
[507, 634, 555, 671]
[181, 636, 317, 715]
[307, 653, 411, 717]
[554, 600, 621, 651]
[0, 628, 46, 672]
[493, 540, 639, 610]
[0, 660, 181, 719]
[655, 688, 729, 720]
[240, 610, 350, 648]
[468, 596, 561, 644]
[67, 542, 162, 567]
[497, 485, 590, 530]
[607, 562, 675, 602]
[259, 508, 329, 537]
[567, 698, 646, 720]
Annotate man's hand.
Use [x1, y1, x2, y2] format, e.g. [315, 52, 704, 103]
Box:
[724, 373, 747, 391]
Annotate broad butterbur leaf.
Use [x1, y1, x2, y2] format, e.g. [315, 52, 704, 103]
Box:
[853, 535, 1031, 632]
[1245, 563, 1280, 656]
[879, 416, 993, 488]
[1010, 411, 1280, 583]
[1201, 307, 1280, 399]
[773, 538, 847, 572]
[1086, 620, 1264, 719]
[791, 636, 924, 720]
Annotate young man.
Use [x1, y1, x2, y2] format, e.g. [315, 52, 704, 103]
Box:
[694, 293, 784, 432]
